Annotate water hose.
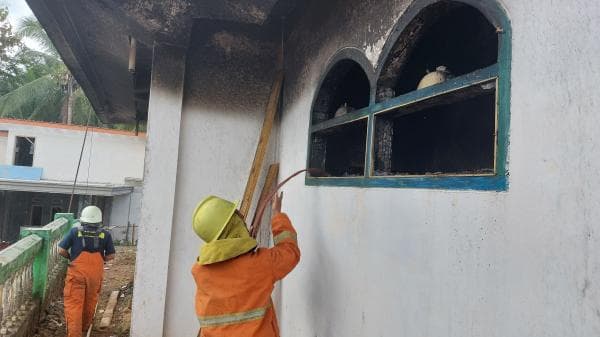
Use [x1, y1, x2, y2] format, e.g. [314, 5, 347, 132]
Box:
[249, 168, 324, 238]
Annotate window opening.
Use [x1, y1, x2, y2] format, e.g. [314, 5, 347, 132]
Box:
[30, 205, 43, 227]
[310, 119, 368, 177]
[309, 59, 370, 177]
[14, 136, 35, 166]
[376, 2, 498, 101]
[51, 207, 63, 220]
[374, 82, 496, 175]
[306, 0, 509, 190]
[312, 60, 370, 124]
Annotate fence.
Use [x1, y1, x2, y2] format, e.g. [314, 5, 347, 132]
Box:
[0, 214, 76, 337]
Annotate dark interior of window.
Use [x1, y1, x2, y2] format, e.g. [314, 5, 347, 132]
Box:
[14, 136, 35, 166]
[51, 207, 63, 220]
[377, 2, 498, 101]
[312, 60, 370, 124]
[308, 2, 502, 183]
[310, 119, 367, 177]
[30, 205, 43, 226]
[374, 85, 496, 175]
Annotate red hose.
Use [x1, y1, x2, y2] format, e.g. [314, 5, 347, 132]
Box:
[249, 168, 324, 238]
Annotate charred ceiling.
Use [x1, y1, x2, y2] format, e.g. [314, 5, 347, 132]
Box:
[25, 0, 301, 123]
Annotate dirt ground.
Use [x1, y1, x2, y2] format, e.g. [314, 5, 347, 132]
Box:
[32, 246, 136, 337]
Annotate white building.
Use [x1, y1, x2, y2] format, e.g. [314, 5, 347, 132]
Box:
[0, 118, 145, 243]
[27, 0, 600, 336]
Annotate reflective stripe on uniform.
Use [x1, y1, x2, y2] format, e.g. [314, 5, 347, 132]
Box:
[77, 228, 104, 250]
[198, 305, 269, 328]
[78, 232, 105, 238]
[273, 231, 297, 245]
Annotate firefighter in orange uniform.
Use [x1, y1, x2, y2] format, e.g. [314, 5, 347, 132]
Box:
[58, 206, 115, 337]
[191, 192, 300, 337]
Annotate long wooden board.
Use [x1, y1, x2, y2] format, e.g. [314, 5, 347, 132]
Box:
[250, 163, 279, 238]
[239, 72, 284, 219]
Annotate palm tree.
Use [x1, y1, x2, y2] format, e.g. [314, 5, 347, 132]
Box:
[0, 16, 97, 125]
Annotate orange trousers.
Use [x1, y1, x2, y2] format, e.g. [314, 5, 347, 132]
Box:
[63, 251, 104, 337]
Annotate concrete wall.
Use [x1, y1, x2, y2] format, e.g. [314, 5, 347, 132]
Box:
[158, 26, 279, 336]
[0, 121, 145, 184]
[134, 0, 600, 336]
[0, 134, 7, 165]
[275, 0, 600, 336]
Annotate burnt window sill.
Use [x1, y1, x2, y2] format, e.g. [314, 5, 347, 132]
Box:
[305, 175, 507, 191]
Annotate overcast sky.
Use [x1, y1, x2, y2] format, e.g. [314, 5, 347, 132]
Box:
[1, 0, 43, 51]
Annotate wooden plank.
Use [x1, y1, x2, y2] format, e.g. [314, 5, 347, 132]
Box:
[98, 290, 120, 330]
[239, 72, 284, 219]
[250, 163, 279, 238]
[256, 164, 280, 212]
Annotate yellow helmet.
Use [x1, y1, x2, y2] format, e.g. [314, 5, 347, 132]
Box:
[192, 196, 237, 243]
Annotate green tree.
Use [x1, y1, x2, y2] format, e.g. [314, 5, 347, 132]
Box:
[0, 7, 19, 60]
[0, 13, 97, 126]
[1, 47, 60, 96]
[0, 12, 138, 131]
[0, 6, 26, 95]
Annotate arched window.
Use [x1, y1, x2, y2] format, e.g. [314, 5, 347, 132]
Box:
[308, 58, 371, 177]
[307, 0, 511, 190]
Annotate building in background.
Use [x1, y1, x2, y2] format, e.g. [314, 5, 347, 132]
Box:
[0, 118, 145, 244]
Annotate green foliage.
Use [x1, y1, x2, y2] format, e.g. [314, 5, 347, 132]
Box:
[0, 10, 97, 125]
[0, 47, 59, 96]
[0, 7, 20, 60]
[16, 16, 58, 58]
[0, 10, 138, 130]
[71, 89, 99, 126]
[0, 6, 27, 96]
[0, 74, 63, 120]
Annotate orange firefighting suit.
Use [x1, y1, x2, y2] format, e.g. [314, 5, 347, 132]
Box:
[192, 213, 300, 337]
[60, 224, 114, 337]
[64, 251, 104, 337]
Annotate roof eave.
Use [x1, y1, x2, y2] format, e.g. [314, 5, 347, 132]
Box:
[26, 0, 112, 122]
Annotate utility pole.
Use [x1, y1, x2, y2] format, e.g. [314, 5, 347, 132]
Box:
[67, 75, 74, 125]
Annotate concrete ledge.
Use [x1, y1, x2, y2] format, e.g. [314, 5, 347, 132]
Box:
[0, 179, 133, 196]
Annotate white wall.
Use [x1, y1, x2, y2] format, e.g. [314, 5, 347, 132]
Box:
[275, 1, 600, 336]
[0, 122, 146, 184]
[130, 45, 187, 337]
[0, 135, 7, 165]
[136, 0, 600, 336]
[159, 33, 279, 336]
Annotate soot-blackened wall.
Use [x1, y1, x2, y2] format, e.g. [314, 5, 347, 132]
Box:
[162, 22, 281, 336]
[276, 0, 600, 337]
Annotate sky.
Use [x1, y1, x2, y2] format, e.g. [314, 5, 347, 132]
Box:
[1, 0, 43, 51]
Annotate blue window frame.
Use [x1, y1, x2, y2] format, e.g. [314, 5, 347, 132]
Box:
[306, 0, 511, 191]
